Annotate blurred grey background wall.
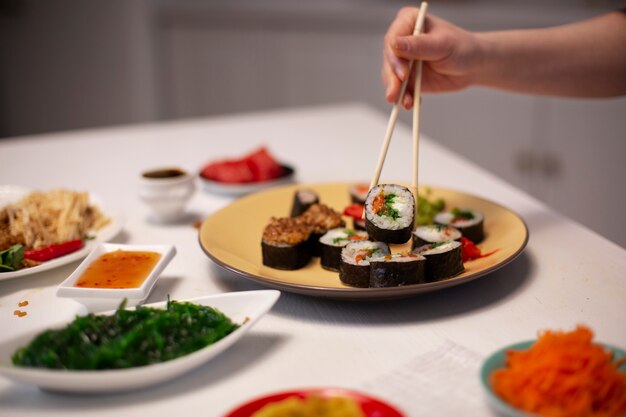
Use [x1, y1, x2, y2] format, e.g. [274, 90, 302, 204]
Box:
[1, 0, 625, 247]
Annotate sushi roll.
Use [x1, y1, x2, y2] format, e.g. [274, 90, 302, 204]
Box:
[369, 253, 426, 288]
[413, 241, 464, 282]
[364, 184, 415, 244]
[299, 204, 345, 256]
[434, 208, 484, 243]
[262, 217, 313, 270]
[339, 241, 390, 288]
[349, 183, 370, 205]
[290, 188, 319, 217]
[319, 228, 368, 272]
[353, 217, 366, 231]
[411, 224, 462, 250]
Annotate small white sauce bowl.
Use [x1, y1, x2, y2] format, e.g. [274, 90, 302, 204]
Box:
[57, 243, 176, 312]
[138, 167, 196, 223]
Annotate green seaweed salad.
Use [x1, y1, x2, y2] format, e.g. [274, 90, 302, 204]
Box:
[12, 300, 239, 370]
[417, 192, 445, 226]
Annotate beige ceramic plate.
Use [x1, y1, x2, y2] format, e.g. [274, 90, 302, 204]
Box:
[199, 182, 528, 300]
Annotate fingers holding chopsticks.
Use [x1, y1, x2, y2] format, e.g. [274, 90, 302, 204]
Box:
[382, 7, 423, 106]
[382, 7, 481, 102]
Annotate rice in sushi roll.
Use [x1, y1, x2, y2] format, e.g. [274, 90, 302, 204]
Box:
[411, 224, 462, 250]
[339, 241, 390, 288]
[299, 203, 345, 256]
[364, 184, 415, 244]
[434, 208, 484, 243]
[262, 217, 313, 270]
[413, 241, 464, 282]
[369, 253, 425, 287]
[290, 188, 319, 217]
[319, 228, 368, 272]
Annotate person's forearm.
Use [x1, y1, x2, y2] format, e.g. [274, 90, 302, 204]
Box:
[473, 11, 626, 98]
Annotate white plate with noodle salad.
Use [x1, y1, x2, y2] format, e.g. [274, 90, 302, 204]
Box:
[0, 185, 123, 281]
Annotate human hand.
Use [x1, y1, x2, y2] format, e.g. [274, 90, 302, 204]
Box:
[382, 7, 483, 108]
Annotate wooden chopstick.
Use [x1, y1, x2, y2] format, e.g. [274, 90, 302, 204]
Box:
[412, 3, 428, 228]
[365, 2, 429, 219]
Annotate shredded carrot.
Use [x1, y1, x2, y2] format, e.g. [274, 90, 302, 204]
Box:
[371, 192, 385, 214]
[491, 325, 626, 417]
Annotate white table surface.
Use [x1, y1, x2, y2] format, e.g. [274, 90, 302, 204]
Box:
[0, 103, 624, 416]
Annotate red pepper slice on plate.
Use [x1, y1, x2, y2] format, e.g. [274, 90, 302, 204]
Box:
[460, 237, 499, 263]
[24, 239, 84, 262]
[460, 237, 482, 262]
[343, 204, 364, 219]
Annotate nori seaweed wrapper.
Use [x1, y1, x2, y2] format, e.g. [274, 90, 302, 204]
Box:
[365, 218, 413, 244]
[307, 232, 324, 257]
[339, 240, 389, 288]
[320, 244, 343, 272]
[353, 218, 366, 231]
[457, 221, 484, 244]
[349, 184, 369, 205]
[290, 189, 319, 217]
[339, 262, 370, 288]
[262, 240, 311, 270]
[369, 256, 425, 287]
[415, 243, 464, 282]
[412, 236, 429, 250]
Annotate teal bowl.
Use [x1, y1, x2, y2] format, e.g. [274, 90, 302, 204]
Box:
[480, 340, 626, 417]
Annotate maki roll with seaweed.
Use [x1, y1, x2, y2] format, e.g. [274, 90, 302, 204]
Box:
[299, 204, 345, 256]
[262, 217, 313, 270]
[411, 224, 462, 250]
[413, 241, 464, 282]
[290, 188, 319, 217]
[319, 228, 368, 272]
[339, 241, 390, 288]
[364, 184, 415, 244]
[369, 253, 425, 288]
[349, 183, 370, 205]
[353, 217, 366, 231]
[435, 208, 484, 243]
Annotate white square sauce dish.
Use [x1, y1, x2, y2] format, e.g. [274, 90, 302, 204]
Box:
[57, 243, 176, 312]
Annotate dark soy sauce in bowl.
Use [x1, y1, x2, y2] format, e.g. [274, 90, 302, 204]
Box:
[142, 168, 187, 179]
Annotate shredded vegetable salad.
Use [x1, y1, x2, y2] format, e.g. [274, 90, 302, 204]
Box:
[491, 325, 626, 417]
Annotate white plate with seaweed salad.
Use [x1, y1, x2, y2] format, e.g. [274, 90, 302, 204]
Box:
[0, 290, 280, 393]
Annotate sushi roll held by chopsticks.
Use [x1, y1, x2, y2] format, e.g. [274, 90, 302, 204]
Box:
[364, 184, 415, 244]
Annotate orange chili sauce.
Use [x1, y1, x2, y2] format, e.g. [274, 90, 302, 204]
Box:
[74, 250, 161, 289]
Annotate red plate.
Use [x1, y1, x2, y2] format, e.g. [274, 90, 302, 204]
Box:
[224, 387, 405, 417]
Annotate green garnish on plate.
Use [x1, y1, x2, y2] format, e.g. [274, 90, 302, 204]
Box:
[0, 244, 24, 272]
[12, 299, 239, 370]
[451, 208, 475, 220]
[417, 192, 445, 226]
